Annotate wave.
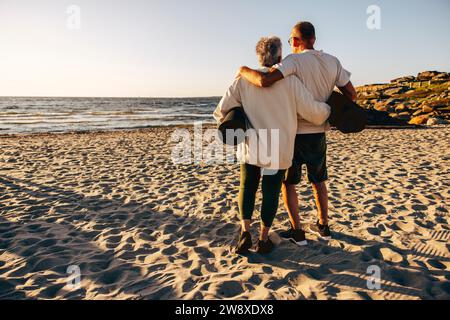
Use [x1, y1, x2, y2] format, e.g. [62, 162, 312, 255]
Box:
[0, 96, 219, 134]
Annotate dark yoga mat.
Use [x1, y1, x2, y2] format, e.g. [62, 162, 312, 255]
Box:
[327, 91, 367, 134]
[218, 107, 248, 146]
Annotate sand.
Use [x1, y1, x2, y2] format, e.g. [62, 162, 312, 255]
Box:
[0, 126, 449, 300]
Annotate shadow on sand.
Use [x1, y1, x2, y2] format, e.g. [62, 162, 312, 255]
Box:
[0, 175, 449, 299]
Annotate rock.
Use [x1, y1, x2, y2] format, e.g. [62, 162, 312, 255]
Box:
[409, 115, 430, 125]
[391, 76, 415, 83]
[432, 73, 450, 81]
[356, 71, 449, 127]
[417, 71, 440, 80]
[385, 98, 401, 106]
[422, 105, 434, 113]
[373, 101, 392, 112]
[409, 102, 421, 109]
[366, 109, 410, 126]
[359, 91, 374, 98]
[374, 103, 389, 112]
[384, 87, 408, 96]
[362, 99, 370, 105]
[437, 105, 450, 112]
[396, 113, 411, 120]
[427, 117, 448, 126]
[395, 104, 409, 112]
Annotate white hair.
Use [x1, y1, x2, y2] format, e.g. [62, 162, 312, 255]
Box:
[255, 36, 282, 67]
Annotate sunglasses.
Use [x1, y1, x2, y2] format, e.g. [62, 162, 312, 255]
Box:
[288, 37, 300, 45]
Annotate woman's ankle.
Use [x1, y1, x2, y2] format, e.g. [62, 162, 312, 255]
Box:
[259, 225, 270, 241]
[241, 220, 251, 233]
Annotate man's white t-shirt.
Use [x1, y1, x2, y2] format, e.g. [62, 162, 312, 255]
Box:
[213, 70, 330, 170]
[274, 49, 351, 134]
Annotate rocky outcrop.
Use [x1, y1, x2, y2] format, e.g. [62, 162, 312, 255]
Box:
[356, 71, 450, 126]
[417, 71, 441, 80]
[391, 76, 415, 83]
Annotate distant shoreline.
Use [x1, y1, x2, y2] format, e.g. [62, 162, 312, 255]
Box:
[0, 95, 223, 100]
[0, 123, 442, 139]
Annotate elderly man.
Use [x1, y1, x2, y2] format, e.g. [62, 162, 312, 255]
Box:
[238, 22, 357, 242]
[214, 36, 331, 254]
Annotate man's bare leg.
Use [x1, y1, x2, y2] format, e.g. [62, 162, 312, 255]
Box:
[311, 181, 329, 225]
[281, 182, 302, 230]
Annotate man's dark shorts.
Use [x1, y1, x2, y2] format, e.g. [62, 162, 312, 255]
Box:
[285, 133, 328, 185]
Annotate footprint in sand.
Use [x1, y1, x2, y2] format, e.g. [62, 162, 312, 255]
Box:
[427, 259, 447, 270]
[379, 247, 404, 263]
[215, 223, 236, 237]
[161, 245, 178, 256]
[216, 281, 244, 298]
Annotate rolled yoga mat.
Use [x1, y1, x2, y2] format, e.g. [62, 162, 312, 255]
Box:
[327, 91, 367, 134]
[218, 107, 248, 146]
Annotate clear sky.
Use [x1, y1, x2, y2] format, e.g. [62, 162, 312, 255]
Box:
[1, 0, 449, 97]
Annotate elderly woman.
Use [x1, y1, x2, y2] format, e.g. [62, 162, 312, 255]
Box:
[213, 36, 330, 254]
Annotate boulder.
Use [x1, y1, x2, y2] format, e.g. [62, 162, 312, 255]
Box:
[358, 99, 369, 105]
[422, 105, 434, 113]
[385, 98, 402, 106]
[427, 117, 448, 126]
[366, 109, 411, 126]
[374, 103, 389, 112]
[384, 87, 408, 96]
[417, 71, 440, 80]
[395, 104, 409, 112]
[409, 102, 421, 109]
[396, 113, 411, 121]
[355, 71, 448, 127]
[391, 76, 415, 83]
[432, 73, 450, 81]
[436, 105, 450, 113]
[409, 115, 430, 125]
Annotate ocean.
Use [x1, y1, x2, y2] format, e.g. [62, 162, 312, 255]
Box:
[0, 97, 220, 134]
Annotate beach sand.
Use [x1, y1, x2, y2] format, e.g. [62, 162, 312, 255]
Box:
[0, 126, 449, 300]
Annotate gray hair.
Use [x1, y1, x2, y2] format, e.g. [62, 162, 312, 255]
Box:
[256, 36, 282, 67]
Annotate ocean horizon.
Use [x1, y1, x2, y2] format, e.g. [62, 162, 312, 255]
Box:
[0, 96, 220, 134]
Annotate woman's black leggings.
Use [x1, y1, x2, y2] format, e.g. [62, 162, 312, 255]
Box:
[238, 163, 286, 228]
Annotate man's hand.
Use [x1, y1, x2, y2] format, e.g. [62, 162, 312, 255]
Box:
[238, 66, 284, 88]
[338, 81, 357, 102]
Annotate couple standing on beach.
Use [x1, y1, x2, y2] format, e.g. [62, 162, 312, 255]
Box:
[214, 21, 356, 254]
